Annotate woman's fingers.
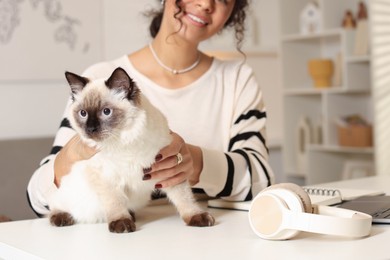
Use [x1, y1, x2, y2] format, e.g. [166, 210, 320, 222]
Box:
[143, 131, 194, 188]
[155, 172, 188, 189]
[156, 132, 184, 160]
[54, 135, 99, 187]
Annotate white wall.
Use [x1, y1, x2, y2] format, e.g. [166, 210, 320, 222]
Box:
[371, 0, 390, 176]
[0, 82, 69, 139]
[0, 0, 282, 143]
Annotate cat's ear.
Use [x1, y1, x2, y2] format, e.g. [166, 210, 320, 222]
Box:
[65, 71, 89, 95]
[106, 67, 140, 103]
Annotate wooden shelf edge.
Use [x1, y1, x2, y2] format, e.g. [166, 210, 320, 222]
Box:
[281, 28, 343, 42]
[308, 144, 374, 154]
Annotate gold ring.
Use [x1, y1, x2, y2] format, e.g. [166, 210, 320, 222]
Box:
[176, 153, 183, 165]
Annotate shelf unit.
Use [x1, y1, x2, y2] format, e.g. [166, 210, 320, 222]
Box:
[279, 0, 373, 184]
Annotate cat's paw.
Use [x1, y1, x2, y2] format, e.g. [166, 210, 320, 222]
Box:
[50, 212, 75, 227]
[188, 212, 215, 227]
[109, 217, 136, 233]
[129, 210, 136, 222]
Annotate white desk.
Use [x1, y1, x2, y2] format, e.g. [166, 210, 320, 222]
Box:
[1, 176, 390, 260]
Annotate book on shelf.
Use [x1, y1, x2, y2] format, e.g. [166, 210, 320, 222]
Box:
[207, 186, 385, 211]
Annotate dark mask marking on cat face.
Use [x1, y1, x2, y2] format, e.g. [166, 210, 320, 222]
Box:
[73, 91, 126, 141]
[105, 67, 140, 105]
[85, 108, 101, 136]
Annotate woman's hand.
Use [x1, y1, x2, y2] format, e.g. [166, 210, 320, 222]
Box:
[143, 131, 203, 188]
[54, 135, 98, 187]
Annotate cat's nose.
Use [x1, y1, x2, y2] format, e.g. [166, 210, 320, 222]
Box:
[87, 126, 98, 134]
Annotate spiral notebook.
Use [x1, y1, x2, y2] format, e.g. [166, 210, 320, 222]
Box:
[207, 187, 385, 211]
[303, 187, 384, 205]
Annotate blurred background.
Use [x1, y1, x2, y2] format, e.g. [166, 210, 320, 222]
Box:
[1, 0, 388, 221]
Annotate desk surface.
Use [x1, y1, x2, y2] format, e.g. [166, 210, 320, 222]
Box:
[1, 176, 390, 260]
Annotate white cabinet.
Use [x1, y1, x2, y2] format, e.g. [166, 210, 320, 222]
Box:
[279, 0, 373, 184]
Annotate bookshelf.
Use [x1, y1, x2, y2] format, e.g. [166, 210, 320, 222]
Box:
[279, 0, 373, 184]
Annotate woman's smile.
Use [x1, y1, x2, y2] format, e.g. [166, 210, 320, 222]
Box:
[185, 12, 209, 27]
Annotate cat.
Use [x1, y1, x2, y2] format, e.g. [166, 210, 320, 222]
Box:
[48, 67, 215, 233]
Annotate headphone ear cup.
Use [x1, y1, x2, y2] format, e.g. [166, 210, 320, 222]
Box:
[248, 193, 286, 238]
[249, 183, 313, 240]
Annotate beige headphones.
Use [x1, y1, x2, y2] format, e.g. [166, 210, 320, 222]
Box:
[248, 183, 372, 240]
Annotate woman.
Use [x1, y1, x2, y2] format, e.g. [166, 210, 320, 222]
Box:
[27, 0, 274, 216]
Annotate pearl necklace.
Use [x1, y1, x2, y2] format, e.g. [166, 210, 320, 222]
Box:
[149, 43, 201, 75]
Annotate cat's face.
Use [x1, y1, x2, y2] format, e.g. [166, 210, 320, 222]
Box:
[65, 67, 141, 143]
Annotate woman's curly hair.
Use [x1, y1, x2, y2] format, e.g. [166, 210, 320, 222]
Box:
[147, 0, 249, 51]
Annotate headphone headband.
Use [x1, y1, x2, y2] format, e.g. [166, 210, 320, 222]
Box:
[285, 205, 372, 238]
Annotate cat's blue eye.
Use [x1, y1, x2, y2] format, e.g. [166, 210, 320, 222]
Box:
[79, 110, 87, 118]
[103, 108, 112, 116]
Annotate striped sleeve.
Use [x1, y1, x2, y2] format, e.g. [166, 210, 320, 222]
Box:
[196, 62, 275, 201]
[27, 99, 76, 216]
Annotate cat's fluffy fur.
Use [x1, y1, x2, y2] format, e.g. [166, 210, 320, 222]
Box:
[48, 67, 214, 232]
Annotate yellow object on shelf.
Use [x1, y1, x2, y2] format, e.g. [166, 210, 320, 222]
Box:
[308, 59, 334, 88]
